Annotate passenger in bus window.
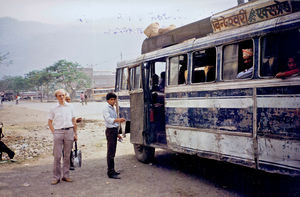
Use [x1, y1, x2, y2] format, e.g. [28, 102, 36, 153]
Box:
[178, 64, 187, 84]
[159, 72, 165, 92]
[151, 74, 160, 92]
[275, 57, 300, 78]
[236, 48, 253, 79]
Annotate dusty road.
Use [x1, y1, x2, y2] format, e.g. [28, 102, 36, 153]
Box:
[0, 101, 299, 197]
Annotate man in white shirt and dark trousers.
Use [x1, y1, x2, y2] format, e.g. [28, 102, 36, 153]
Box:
[103, 92, 125, 179]
[48, 89, 78, 185]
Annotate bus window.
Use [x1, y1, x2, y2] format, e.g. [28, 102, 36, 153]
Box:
[116, 68, 122, 91]
[134, 66, 141, 89]
[149, 61, 166, 92]
[129, 68, 134, 90]
[121, 67, 128, 90]
[168, 54, 188, 85]
[223, 40, 253, 80]
[192, 48, 216, 83]
[260, 29, 300, 77]
[129, 66, 141, 90]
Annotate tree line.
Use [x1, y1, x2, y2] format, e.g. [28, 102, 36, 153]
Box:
[0, 59, 91, 100]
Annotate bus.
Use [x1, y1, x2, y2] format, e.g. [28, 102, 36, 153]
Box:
[91, 88, 114, 101]
[115, 0, 300, 176]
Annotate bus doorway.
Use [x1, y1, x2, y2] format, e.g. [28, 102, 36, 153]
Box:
[147, 60, 167, 145]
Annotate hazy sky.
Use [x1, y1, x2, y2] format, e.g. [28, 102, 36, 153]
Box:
[0, 0, 239, 77]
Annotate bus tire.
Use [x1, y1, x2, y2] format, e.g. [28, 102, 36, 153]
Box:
[133, 144, 155, 163]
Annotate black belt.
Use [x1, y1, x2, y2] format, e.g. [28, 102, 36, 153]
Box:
[60, 127, 73, 130]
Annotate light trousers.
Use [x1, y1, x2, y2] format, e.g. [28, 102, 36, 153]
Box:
[53, 128, 74, 180]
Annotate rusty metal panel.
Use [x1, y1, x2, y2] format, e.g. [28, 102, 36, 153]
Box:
[166, 127, 255, 166]
[258, 137, 300, 175]
[130, 92, 144, 144]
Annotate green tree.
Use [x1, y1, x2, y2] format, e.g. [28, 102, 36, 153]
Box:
[47, 60, 91, 97]
[25, 69, 53, 101]
[0, 75, 29, 93]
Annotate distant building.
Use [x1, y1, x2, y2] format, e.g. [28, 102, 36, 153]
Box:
[79, 68, 115, 89]
[93, 70, 115, 88]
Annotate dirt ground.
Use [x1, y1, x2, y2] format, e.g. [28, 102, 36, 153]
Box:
[0, 102, 238, 197]
[0, 102, 299, 197]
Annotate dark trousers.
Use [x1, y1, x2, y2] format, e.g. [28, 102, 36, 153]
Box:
[0, 141, 15, 160]
[105, 127, 118, 176]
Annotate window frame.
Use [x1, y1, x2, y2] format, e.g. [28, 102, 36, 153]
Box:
[222, 39, 254, 81]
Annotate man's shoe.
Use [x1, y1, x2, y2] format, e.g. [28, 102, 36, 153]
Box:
[62, 177, 73, 182]
[51, 179, 60, 185]
[69, 166, 75, 170]
[108, 174, 121, 179]
[113, 171, 120, 175]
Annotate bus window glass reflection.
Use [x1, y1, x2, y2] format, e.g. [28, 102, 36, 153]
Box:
[134, 66, 141, 89]
[168, 54, 187, 85]
[121, 67, 128, 90]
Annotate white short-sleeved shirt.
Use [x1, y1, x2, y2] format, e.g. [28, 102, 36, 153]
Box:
[48, 102, 75, 129]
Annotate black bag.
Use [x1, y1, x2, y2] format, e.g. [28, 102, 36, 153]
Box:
[71, 141, 82, 168]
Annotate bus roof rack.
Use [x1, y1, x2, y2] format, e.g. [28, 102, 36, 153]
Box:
[141, 17, 213, 54]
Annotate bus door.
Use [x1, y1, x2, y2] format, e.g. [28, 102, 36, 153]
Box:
[129, 64, 144, 145]
[147, 60, 167, 144]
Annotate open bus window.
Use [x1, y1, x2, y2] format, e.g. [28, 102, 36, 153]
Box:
[149, 61, 166, 92]
[129, 66, 141, 90]
[121, 67, 128, 90]
[168, 54, 188, 85]
[260, 28, 300, 78]
[223, 40, 253, 80]
[192, 48, 216, 83]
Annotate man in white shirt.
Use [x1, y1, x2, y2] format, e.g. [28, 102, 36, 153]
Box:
[103, 92, 125, 179]
[48, 89, 78, 185]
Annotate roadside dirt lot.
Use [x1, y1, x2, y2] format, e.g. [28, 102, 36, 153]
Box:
[0, 102, 237, 197]
[0, 102, 299, 197]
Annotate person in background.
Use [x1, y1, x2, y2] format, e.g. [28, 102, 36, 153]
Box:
[276, 57, 300, 78]
[84, 93, 88, 105]
[159, 72, 165, 92]
[65, 94, 82, 170]
[48, 89, 78, 185]
[0, 122, 15, 161]
[80, 92, 85, 106]
[103, 92, 125, 179]
[236, 48, 253, 79]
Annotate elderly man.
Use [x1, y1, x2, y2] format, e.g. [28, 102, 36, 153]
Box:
[48, 89, 78, 185]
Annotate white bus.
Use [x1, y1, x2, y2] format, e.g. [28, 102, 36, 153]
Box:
[115, 0, 300, 175]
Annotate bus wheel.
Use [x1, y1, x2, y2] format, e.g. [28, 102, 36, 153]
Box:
[133, 144, 155, 163]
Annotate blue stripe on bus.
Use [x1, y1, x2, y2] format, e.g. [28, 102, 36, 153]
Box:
[119, 107, 131, 120]
[118, 96, 130, 100]
[257, 85, 300, 95]
[165, 107, 253, 133]
[257, 108, 300, 138]
[166, 88, 253, 99]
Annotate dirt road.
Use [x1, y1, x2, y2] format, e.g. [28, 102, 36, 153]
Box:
[0, 102, 298, 197]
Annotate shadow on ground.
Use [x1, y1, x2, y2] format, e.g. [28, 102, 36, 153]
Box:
[153, 150, 300, 197]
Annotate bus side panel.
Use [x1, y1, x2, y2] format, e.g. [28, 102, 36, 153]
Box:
[166, 127, 255, 167]
[256, 85, 300, 175]
[165, 88, 254, 133]
[130, 92, 144, 144]
[258, 138, 300, 175]
[164, 87, 255, 166]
